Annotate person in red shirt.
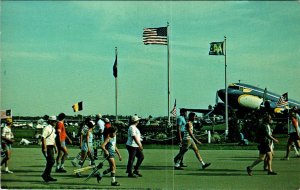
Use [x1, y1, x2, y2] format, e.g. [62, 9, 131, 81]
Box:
[104, 118, 111, 129]
[55, 113, 72, 173]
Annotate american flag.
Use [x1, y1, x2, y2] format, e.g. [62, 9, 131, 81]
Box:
[276, 92, 288, 107]
[0, 109, 12, 119]
[171, 99, 177, 117]
[143, 27, 168, 45]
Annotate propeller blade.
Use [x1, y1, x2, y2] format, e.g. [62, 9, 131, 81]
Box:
[216, 91, 219, 105]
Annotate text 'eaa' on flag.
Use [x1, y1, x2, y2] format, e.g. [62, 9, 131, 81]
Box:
[143, 27, 168, 45]
[209, 42, 224, 55]
[276, 93, 288, 107]
[72, 101, 83, 112]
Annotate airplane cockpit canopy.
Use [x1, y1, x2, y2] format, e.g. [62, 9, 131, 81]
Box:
[229, 83, 252, 93]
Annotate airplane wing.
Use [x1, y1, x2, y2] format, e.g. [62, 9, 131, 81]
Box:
[180, 108, 212, 114]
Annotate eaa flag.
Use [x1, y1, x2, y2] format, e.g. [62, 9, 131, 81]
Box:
[72, 101, 83, 112]
[209, 42, 224, 55]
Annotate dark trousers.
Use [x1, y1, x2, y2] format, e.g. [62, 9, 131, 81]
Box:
[43, 145, 55, 177]
[126, 145, 144, 174]
[174, 147, 189, 164]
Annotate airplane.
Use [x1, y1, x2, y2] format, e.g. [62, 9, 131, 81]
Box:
[218, 83, 300, 116]
[182, 82, 300, 120]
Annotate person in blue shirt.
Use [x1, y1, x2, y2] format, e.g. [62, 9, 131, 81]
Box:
[173, 109, 187, 168]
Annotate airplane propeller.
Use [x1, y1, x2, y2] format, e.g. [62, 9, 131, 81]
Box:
[215, 91, 219, 105]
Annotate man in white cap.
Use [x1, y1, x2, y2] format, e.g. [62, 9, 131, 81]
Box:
[41, 116, 58, 182]
[126, 115, 144, 177]
[94, 114, 105, 159]
[1, 118, 15, 174]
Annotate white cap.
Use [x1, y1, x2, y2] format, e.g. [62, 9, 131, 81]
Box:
[104, 118, 110, 123]
[48, 116, 57, 121]
[131, 115, 141, 122]
[96, 114, 102, 118]
[37, 119, 45, 125]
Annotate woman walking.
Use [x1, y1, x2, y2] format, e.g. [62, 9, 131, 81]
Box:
[96, 126, 122, 186]
[247, 113, 279, 176]
[174, 112, 211, 170]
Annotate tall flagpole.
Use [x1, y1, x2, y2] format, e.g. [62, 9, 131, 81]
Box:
[115, 47, 118, 122]
[167, 22, 170, 125]
[224, 36, 228, 138]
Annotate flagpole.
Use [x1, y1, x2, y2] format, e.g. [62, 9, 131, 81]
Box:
[224, 36, 229, 138]
[167, 22, 170, 125]
[115, 47, 118, 122]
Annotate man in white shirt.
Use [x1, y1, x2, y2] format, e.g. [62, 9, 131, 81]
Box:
[126, 115, 144, 177]
[1, 118, 15, 174]
[94, 114, 105, 159]
[41, 116, 58, 182]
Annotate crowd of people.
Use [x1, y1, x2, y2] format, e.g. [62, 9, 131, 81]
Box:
[1, 107, 300, 186]
[39, 113, 144, 186]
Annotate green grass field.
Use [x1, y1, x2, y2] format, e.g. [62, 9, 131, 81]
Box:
[1, 147, 299, 189]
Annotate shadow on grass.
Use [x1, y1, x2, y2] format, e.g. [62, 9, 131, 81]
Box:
[176, 168, 248, 176]
[118, 164, 174, 171]
[23, 165, 45, 168]
[6, 169, 42, 173]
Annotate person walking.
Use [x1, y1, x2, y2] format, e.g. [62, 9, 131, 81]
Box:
[126, 115, 144, 177]
[94, 114, 105, 159]
[71, 118, 91, 167]
[174, 112, 211, 170]
[41, 116, 58, 182]
[1, 118, 15, 174]
[282, 110, 300, 160]
[104, 118, 111, 129]
[247, 113, 279, 176]
[174, 109, 188, 167]
[80, 121, 95, 166]
[96, 126, 122, 186]
[55, 113, 72, 173]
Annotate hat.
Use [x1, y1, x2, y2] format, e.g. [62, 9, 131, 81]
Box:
[104, 118, 110, 123]
[48, 116, 57, 121]
[6, 118, 13, 124]
[131, 115, 141, 122]
[96, 114, 102, 119]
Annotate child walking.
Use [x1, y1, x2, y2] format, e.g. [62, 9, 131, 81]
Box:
[96, 126, 122, 186]
[78, 121, 95, 170]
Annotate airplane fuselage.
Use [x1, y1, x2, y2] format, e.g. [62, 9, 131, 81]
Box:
[218, 83, 300, 112]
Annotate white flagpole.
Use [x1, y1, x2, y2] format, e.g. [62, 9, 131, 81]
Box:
[115, 47, 118, 122]
[224, 36, 229, 138]
[167, 23, 170, 125]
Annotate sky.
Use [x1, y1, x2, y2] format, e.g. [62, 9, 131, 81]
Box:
[1, 1, 300, 118]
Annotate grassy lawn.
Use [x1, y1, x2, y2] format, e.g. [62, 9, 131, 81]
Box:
[1, 148, 299, 189]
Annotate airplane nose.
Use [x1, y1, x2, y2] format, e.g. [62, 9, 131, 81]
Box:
[218, 89, 226, 102]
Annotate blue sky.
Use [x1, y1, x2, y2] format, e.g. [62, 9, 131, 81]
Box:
[1, 1, 300, 117]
